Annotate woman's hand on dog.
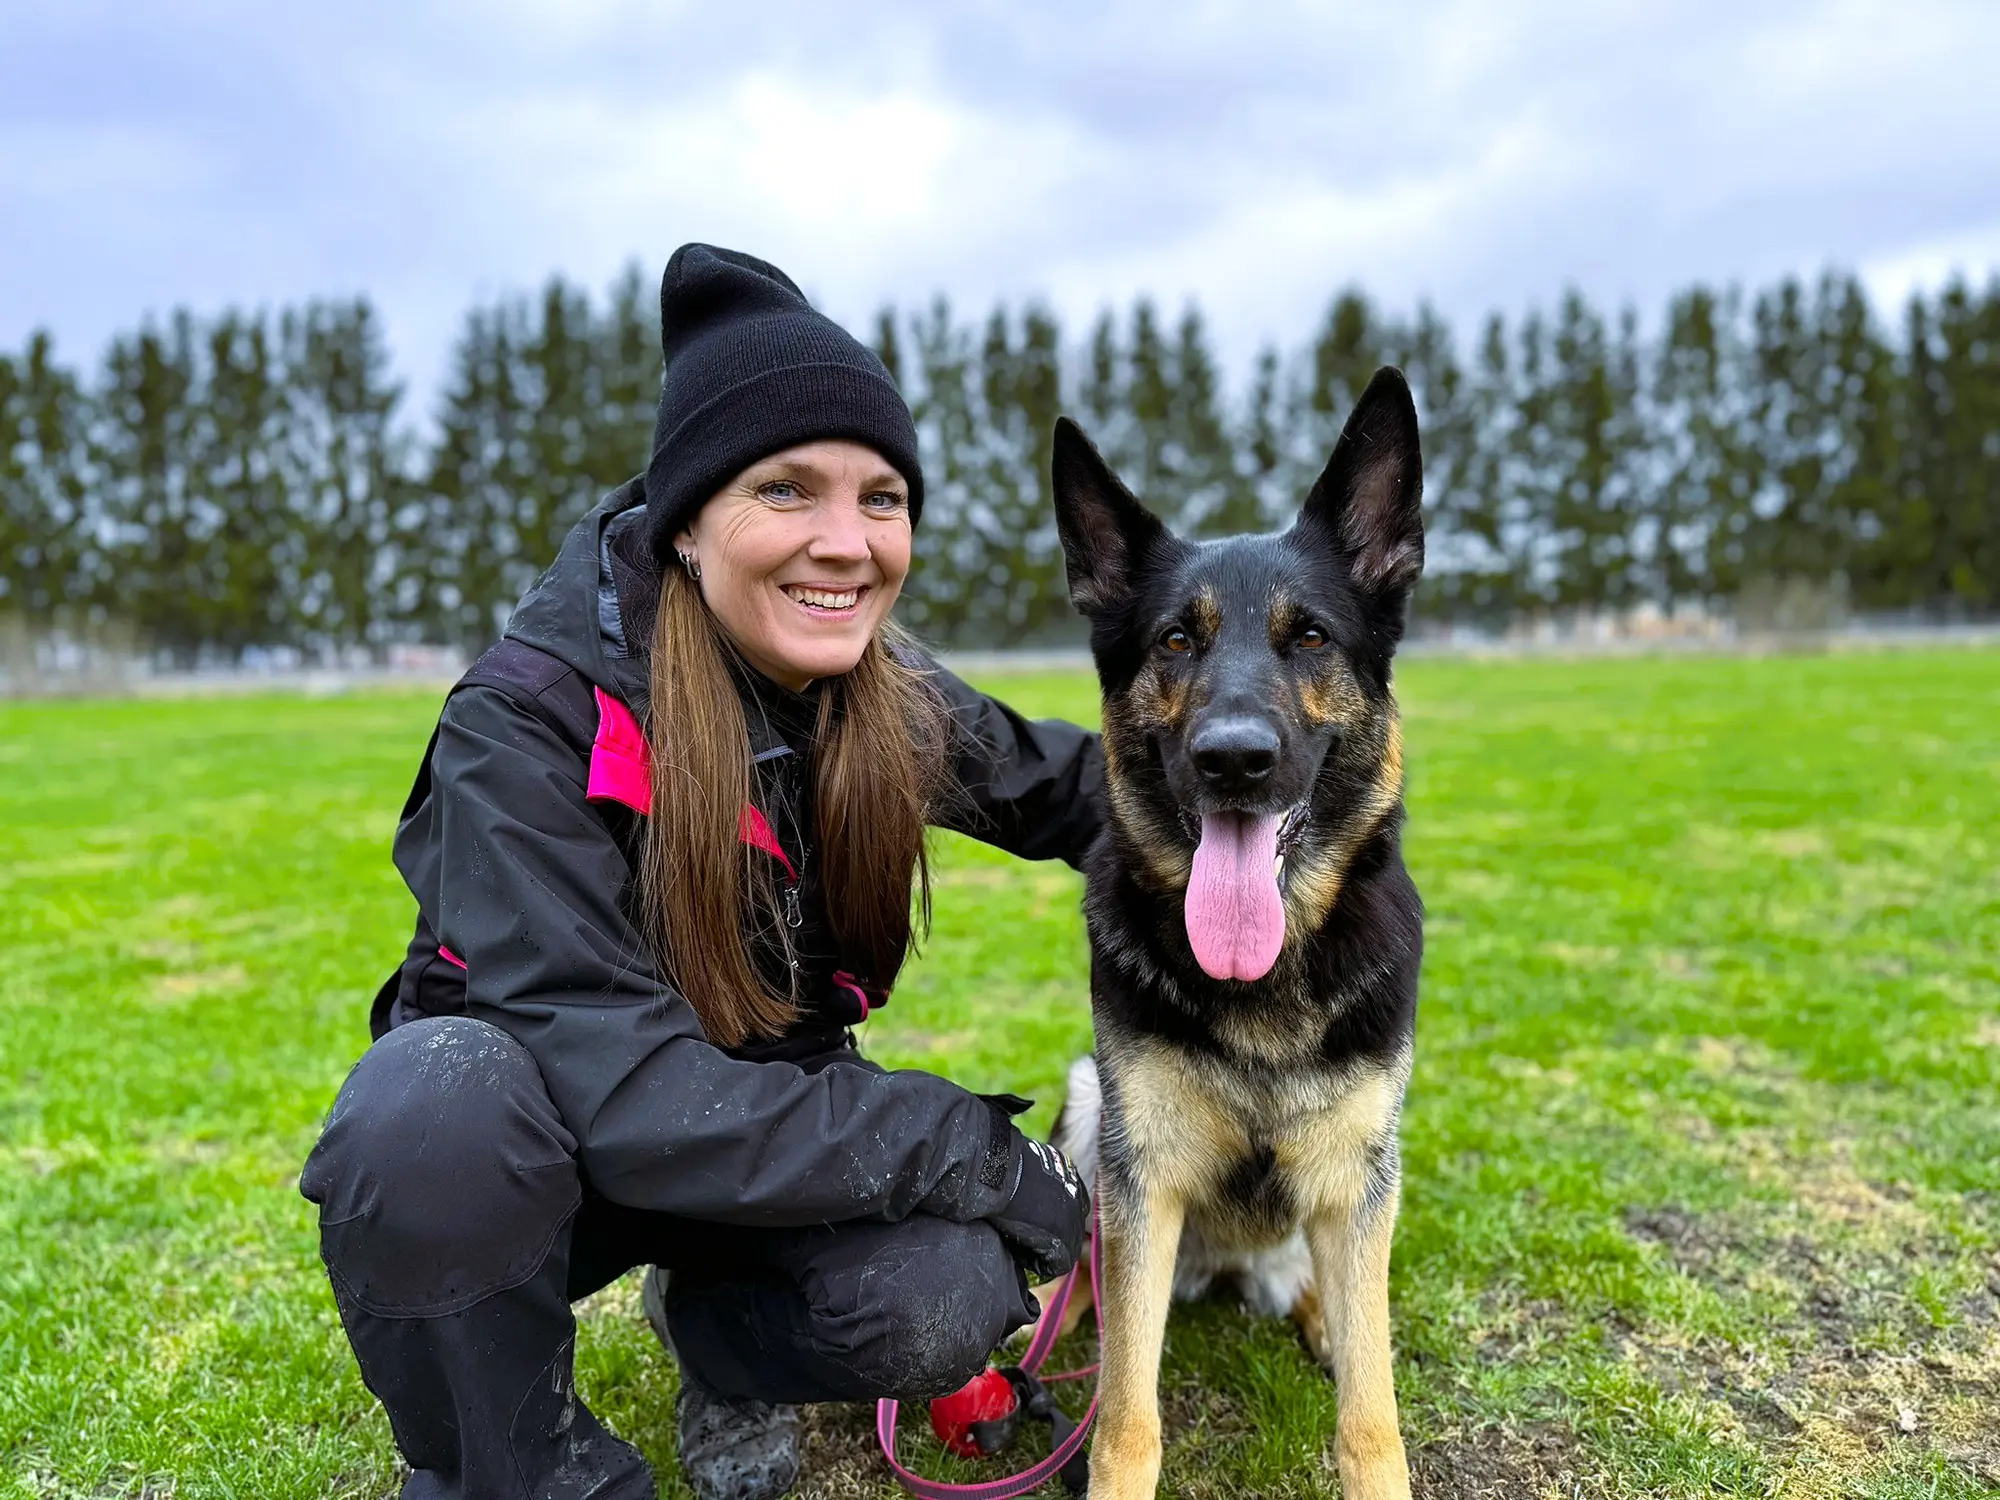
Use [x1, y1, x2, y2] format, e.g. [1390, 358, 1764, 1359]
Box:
[986, 1124, 1091, 1283]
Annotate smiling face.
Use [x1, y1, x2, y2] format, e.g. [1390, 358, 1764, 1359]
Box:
[674, 439, 913, 690]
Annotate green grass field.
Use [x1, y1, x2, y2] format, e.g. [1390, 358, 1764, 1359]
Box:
[3, 650, 1997, 1499]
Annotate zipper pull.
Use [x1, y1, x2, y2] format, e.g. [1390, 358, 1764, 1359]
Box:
[783, 881, 803, 928]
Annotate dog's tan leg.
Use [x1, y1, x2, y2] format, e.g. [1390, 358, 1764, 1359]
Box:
[1087, 1182, 1185, 1500]
[1304, 1184, 1409, 1500]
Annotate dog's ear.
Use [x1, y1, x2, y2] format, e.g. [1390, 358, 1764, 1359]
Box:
[1052, 416, 1165, 616]
[1296, 366, 1424, 598]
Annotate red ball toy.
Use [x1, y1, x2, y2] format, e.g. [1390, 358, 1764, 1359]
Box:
[928, 1367, 1018, 1458]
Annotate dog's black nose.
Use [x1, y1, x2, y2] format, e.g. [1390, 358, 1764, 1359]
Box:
[1191, 717, 1280, 791]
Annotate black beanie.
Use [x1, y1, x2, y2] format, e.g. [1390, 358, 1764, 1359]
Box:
[643, 244, 924, 567]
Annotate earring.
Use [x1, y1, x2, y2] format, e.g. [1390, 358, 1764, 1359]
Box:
[678, 551, 701, 582]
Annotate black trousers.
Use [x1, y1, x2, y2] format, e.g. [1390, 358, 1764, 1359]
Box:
[301, 1016, 1035, 1500]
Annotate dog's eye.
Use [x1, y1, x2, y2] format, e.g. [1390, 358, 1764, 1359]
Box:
[1298, 626, 1327, 650]
[1161, 628, 1192, 654]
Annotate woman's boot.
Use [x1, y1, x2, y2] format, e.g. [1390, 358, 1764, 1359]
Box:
[645, 1266, 802, 1500]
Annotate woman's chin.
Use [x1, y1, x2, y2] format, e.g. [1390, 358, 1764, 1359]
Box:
[772, 636, 869, 685]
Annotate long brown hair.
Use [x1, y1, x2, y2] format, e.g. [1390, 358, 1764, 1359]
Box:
[639, 564, 954, 1047]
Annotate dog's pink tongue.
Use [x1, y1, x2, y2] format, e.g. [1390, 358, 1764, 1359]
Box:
[1185, 811, 1286, 981]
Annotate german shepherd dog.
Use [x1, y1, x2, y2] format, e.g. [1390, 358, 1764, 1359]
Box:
[1049, 368, 1425, 1500]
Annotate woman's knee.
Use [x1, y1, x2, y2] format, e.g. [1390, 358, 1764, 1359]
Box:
[300, 1016, 582, 1317]
[820, 1218, 1033, 1399]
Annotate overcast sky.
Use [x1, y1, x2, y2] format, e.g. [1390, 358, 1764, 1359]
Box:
[4, 0, 1997, 418]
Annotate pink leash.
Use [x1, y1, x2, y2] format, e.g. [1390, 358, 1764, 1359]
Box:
[877, 1208, 1104, 1498]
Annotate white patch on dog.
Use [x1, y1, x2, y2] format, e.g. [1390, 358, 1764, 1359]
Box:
[1052, 1054, 1103, 1185]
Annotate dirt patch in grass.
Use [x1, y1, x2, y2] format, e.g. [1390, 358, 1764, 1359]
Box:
[1411, 1420, 1587, 1499]
[149, 964, 249, 1001]
[1627, 1317, 2000, 1496]
[1604, 1236, 2000, 1491]
[1580, 1032, 2000, 1491]
[1749, 828, 1832, 860]
[1157, 1371, 1250, 1448]
[794, 1401, 899, 1500]
[1616, 1105, 2000, 1492]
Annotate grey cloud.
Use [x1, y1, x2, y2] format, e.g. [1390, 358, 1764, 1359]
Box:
[2, 0, 1995, 404]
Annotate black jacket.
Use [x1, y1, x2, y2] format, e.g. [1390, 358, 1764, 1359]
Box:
[379, 479, 1103, 1231]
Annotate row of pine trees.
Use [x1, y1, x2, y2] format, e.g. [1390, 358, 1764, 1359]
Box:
[2, 266, 1995, 660]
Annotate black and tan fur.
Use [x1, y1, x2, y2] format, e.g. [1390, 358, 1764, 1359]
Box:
[1050, 368, 1425, 1500]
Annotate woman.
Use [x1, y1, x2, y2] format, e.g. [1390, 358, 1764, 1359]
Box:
[302, 245, 1098, 1500]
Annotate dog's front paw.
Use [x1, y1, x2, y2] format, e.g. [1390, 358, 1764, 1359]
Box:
[1088, 1412, 1164, 1500]
[1336, 1428, 1411, 1500]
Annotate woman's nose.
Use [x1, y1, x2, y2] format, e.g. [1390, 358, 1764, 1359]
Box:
[807, 493, 872, 560]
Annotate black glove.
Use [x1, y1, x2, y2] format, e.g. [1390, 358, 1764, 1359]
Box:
[980, 1096, 1090, 1283]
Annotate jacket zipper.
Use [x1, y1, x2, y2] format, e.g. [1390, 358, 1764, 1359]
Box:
[782, 852, 806, 929]
[739, 802, 804, 929]
[760, 829, 870, 1017]
[769, 757, 807, 930]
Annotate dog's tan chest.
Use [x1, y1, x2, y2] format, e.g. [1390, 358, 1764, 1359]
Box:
[1269, 1066, 1401, 1215]
[1107, 1041, 1407, 1224]
[1108, 1043, 1250, 1208]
